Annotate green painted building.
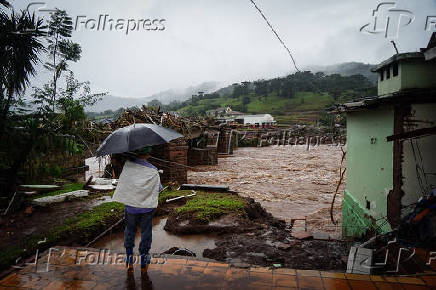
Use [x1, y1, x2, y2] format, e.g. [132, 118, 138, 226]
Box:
[340, 34, 436, 238]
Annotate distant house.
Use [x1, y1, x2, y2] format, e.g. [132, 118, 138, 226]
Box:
[338, 33, 436, 238]
[235, 114, 276, 128]
[208, 106, 276, 127]
[206, 107, 226, 117]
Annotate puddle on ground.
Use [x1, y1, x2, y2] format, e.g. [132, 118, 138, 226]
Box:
[91, 217, 216, 258]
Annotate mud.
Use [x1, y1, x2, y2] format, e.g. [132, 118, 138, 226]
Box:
[203, 228, 350, 270]
[0, 197, 103, 250]
[188, 145, 345, 237]
[158, 195, 349, 271]
[163, 196, 282, 235]
[93, 197, 350, 270]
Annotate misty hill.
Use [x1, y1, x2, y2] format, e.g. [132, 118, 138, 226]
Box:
[87, 81, 219, 112]
[166, 69, 377, 125]
[307, 62, 377, 83]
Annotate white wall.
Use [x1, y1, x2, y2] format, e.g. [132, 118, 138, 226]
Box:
[85, 156, 110, 180]
[243, 114, 275, 125]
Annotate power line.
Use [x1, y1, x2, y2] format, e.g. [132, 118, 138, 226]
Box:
[248, 0, 300, 72]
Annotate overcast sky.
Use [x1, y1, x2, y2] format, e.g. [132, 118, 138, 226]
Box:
[13, 0, 436, 98]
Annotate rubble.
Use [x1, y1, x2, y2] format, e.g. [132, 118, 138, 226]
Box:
[110, 106, 215, 139]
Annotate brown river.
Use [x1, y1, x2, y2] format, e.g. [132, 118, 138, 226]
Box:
[188, 145, 345, 238]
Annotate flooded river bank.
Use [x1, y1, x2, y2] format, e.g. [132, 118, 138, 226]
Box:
[188, 145, 345, 238]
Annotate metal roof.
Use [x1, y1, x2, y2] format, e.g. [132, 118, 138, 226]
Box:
[371, 52, 424, 72]
[330, 88, 436, 113]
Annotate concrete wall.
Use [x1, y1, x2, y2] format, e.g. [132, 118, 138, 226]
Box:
[401, 61, 436, 91]
[377, 60, 436, 95]
[187, 146, 218, 166]
[342, 107, 394, 238]
[377, 64, 402, 95]
[401, 103, 436, 213]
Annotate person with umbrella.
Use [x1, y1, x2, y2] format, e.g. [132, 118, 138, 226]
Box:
[112, 146, 161, 271]
[96, 123, 183, 271]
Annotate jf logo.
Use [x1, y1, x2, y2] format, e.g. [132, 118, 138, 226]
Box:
[360, 2, 436, 39]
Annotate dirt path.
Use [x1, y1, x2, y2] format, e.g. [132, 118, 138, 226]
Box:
[188, 145, 345, 238]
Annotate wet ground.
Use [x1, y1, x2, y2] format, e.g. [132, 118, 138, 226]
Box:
[90, 195, 349, 270]
[189, 145, 345, 237]
[0, 197, 105, 250]
[2, 247, 435, 290]
[92, 217, 217, 258]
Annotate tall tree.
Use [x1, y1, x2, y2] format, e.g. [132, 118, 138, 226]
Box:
[45, 9, 81, 111]
[0, 9, 45, 138]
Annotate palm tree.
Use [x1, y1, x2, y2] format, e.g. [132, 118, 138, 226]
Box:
[0, 9, 46, 138]
[0, 0, 10, 8]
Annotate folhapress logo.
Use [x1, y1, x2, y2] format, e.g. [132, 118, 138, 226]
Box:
[75, 15, 166, 35]
[25, 2, 167, 36]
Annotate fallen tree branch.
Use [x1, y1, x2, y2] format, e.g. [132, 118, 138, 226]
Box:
[330, 147, 346, 225]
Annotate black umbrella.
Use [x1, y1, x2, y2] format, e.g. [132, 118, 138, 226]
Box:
[95, 123, 183, 157]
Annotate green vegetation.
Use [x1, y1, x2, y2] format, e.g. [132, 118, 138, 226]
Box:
[164, 71, 376, 125]
[32, 183, 84, 199]
[1, 4, 105, 200]
[0, 201, 124, 271]
[174, 192, 246, 223]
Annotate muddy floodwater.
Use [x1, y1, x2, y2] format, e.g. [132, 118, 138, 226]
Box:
[92, 217, 217, 258]
[188, 145, 345, 238]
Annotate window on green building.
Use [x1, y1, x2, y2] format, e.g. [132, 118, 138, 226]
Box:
[386, 65, 391, 79]
[393, 62, 399, 77]
[380, 69, 384, 81]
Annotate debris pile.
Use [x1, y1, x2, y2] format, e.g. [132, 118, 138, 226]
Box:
[110, 106, 216, 139]
[346, 191, 436, 275]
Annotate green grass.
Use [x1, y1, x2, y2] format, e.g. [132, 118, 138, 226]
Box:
[32, 183, 84, 199]
[174, 192, 246, 223]
[274, 111, 320, 125]
[0, 201, 124, 271]
[246, 92, 333, 113]
[177, 91, 335, 125]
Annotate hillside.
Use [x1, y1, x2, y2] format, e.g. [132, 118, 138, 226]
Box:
[86, 81, 219, 112]
[307, 62, 377, 84]
[87, 62, 378, 125]
[172, 71, 376, 125]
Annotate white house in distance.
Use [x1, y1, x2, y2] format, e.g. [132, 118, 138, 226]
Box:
[235, 114, 276, 127]
[210, 107, 276, 128]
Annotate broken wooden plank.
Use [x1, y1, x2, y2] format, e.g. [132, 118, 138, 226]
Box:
[88, 184, 116, 192]
[166, 193, 196, 203]
[387, 126, 436, 142]
[179, 184, 230, 192]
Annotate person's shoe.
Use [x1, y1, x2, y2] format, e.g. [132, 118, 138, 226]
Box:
[140, 254, 151, 271]
[125, 248, 134, 269]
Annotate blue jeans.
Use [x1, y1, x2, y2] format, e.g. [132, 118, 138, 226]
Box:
[124, 209, 154, 255]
